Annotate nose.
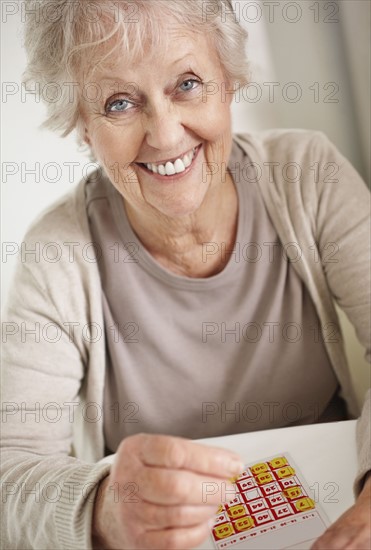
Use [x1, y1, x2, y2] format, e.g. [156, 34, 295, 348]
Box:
[143, 100, 185, 152]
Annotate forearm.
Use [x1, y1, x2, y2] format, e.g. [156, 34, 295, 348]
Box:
[1, 449, 111, 550]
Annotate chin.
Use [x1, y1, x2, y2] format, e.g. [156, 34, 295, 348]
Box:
[150, 191, 207, 219]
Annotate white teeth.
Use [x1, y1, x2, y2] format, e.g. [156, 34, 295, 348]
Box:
[144, 146, 198, 176]
[183, 154, 192, 168]
[165, 161, 176, 176]
[174, 158, 186, 173]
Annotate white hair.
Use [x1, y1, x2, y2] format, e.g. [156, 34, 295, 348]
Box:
[22, 0, 249, 142]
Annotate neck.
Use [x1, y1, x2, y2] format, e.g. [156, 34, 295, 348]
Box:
[124, 172, 238, 277]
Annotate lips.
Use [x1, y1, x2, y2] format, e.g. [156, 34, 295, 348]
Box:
[137, 145, 201, 176]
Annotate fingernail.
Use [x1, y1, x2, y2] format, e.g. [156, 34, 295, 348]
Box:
[228, 474, 240, 484]
[228, 459, 245, 475]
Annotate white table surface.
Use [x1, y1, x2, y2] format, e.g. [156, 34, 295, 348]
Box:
[101, 420, 358, 549]
[194, 420, 357, 549]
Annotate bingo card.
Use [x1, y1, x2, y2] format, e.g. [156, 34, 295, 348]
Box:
[210, 453, 331, 550]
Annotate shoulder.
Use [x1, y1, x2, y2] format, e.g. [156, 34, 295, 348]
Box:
[231, 129, 350, 246]
[233, 128, 337, 165]
[232, 128, 357, 209]
[23, 178, 91, 250]
[10, 177, 101, 319]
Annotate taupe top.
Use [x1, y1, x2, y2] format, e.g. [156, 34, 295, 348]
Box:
[85, 139, 347, 452]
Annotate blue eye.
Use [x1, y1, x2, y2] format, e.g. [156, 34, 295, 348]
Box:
[106, 98, 134, 113]
[179, 79, 199, 92]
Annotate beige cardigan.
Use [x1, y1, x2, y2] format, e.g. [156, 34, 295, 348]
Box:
[1, 129, 370, 550]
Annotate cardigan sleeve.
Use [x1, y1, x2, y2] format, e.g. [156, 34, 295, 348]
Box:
[1, 215, 110, 549]
[313, 132, 371, 496]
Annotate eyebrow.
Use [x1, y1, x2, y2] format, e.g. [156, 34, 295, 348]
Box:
[97, 54, 199, 86]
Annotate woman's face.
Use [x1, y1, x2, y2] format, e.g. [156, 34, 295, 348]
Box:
[82, 23, 234, 219]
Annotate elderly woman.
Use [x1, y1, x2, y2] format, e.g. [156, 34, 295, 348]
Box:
[2, 0, 370, 549]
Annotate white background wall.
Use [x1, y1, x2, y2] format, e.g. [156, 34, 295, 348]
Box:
[1, 0, 370, 402]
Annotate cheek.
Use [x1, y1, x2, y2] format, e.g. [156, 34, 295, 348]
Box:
[88, 125, 145, 197]
[90, 125, 143, 165]
[194, 96, 232, 143]
[199, 100, 232, 163]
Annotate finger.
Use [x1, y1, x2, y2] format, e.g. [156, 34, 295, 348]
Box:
[140, 522, 211, 550]
[138, 467, 238, 505]
[132, 501, 218, 529]
[137, 434, 244, 477]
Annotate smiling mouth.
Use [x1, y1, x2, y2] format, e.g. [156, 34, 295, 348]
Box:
[137, 145, 201, 177]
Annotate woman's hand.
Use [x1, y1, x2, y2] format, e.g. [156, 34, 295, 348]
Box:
[92, 433, 244, 550]
[311, 475, 371, 550]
